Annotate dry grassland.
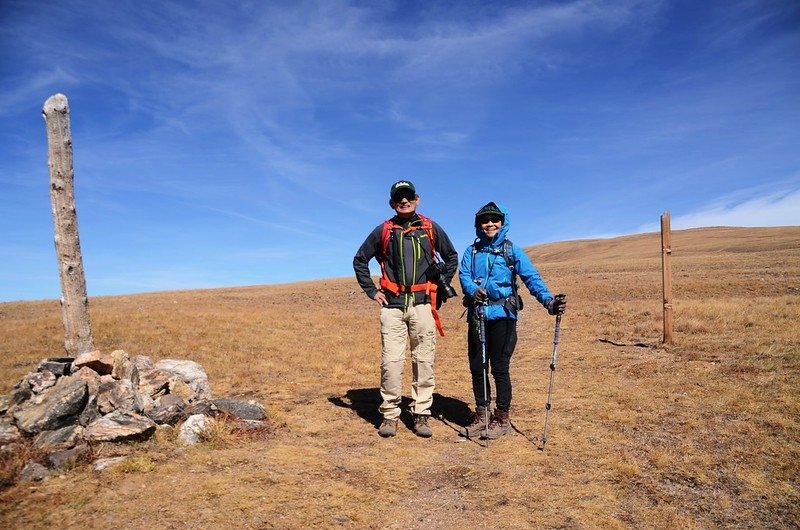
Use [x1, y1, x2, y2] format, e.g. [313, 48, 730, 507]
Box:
[1, 226, 798, 529]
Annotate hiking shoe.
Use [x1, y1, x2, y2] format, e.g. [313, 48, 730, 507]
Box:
[463, 406, 490, 438]
[378, 418, 398, 437]
[413, 415, 433, 438]
[481, 408, 511, 440]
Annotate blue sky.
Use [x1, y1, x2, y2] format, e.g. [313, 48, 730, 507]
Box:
[1, 0, 798, 302]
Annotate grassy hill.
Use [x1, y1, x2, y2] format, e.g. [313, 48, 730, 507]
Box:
[1, 226, 798, 528]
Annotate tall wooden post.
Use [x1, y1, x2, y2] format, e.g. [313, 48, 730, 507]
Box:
[661, 211, 673, 345]
[43, 94, 94, 356]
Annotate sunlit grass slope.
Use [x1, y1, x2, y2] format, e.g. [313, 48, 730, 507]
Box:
[1, 226, 798, 528]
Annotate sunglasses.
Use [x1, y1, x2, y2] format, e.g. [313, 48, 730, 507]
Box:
[479, 215, 503, 224]
[392, 192, 417, 202]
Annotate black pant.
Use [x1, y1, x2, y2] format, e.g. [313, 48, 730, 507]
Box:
[467, 318, 517, 411]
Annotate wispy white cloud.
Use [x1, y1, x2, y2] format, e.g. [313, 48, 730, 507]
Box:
[3, 0, 661, 209]
[202, 205, 351, 245]
[671, 189, 800, 229]
[0, 68, 79, 117]
[3, 0, 662, 186]
[638, 185, 800, 231]
[390, 0, 654, 82]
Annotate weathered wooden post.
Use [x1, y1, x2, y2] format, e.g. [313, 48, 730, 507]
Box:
[43, 93, 94, 355]
[661, 211, 673, 345]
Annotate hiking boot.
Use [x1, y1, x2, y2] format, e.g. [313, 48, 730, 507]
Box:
[413, 415, 433, 438]
[463, 406, 490, 438]
[481, 408, 511, 440]
[378, 418, 398, 437]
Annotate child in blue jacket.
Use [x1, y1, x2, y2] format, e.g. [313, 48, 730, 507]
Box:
[459, 202, 566, 439]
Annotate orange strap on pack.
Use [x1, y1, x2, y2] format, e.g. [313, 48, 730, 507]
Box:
[378, 215, 444, 336]
[378, 280, 444, 337]
[429, 289, 444, 336]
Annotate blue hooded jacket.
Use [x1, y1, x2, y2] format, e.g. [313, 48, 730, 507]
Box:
[459, 202, 553, 321]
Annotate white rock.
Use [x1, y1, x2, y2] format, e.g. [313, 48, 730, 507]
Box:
[155, 360, 211, 402]
[93, 456, 128, 471]
[178, 414, 214, 445]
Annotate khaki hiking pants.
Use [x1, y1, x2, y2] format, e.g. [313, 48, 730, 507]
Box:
[379, 302, 436, 420]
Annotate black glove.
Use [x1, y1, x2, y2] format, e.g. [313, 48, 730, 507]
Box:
[547, 294, 567, 315]
[473, 288, 488, 303]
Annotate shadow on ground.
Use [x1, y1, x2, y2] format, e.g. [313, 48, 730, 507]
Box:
[328, 388, 473, 433]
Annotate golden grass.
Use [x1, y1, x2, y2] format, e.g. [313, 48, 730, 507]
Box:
[0, 226, 799, 528]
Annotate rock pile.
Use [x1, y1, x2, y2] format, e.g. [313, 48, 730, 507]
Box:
[0, 350, 267, 479]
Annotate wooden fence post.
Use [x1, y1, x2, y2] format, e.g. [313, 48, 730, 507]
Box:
[661, 211, 673, 345]
[43, 94, 94, 356]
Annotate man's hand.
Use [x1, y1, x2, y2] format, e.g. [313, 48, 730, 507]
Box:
[373, 292, 388, 307]
[546, 294, 567, 315]
[474, 288, 488, 303]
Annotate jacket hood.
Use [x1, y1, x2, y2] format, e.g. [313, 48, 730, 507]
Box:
[474, 201, 511, 247]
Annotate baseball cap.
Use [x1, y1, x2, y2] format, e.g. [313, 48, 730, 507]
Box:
[389, 180, 416, 199]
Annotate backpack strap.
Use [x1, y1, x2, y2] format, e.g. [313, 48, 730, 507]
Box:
[469, 239, 521, 314]
[418, 214, 436, 251]
[379, 215, 435, 261]
[502, 239, 515, 271]
[378, 215, 444, 336]
[471, 239, 516, 274]
[503, 239, 520, 311]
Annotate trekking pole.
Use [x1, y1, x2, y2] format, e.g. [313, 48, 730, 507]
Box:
[541, 310, 563, 451]
[476, 303, 490, 446]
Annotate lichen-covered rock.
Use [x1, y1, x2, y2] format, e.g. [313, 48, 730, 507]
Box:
[97, 379, 143, 415]
[85, 411, 156, 442]
[0, 394, 12, 415]
[48, 443, 91, 470]
[12, 379, 88, 435]
[74, 350, 115, 375]
[27, 371, 57, 394]
[19, 462, 50, 482]
[139, 392, 156, 415]
[71, 366, 101, 396]
[146, 394, 186, 425]
[78, 395, 100, 427]
[110, 350, 139, 386]
[130, 355, 154, 372]
[212, 398, 267, 421]
[185, 400, 214, 416]
[138, 368, 171, 398]
[10, 378, 33, 407]
[37, 357, 74, 377]
[0, 419, 21, 444]
[155, 360, 211, 403]
[33, 424, 84, 451]
[168, 377, 194, 402]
